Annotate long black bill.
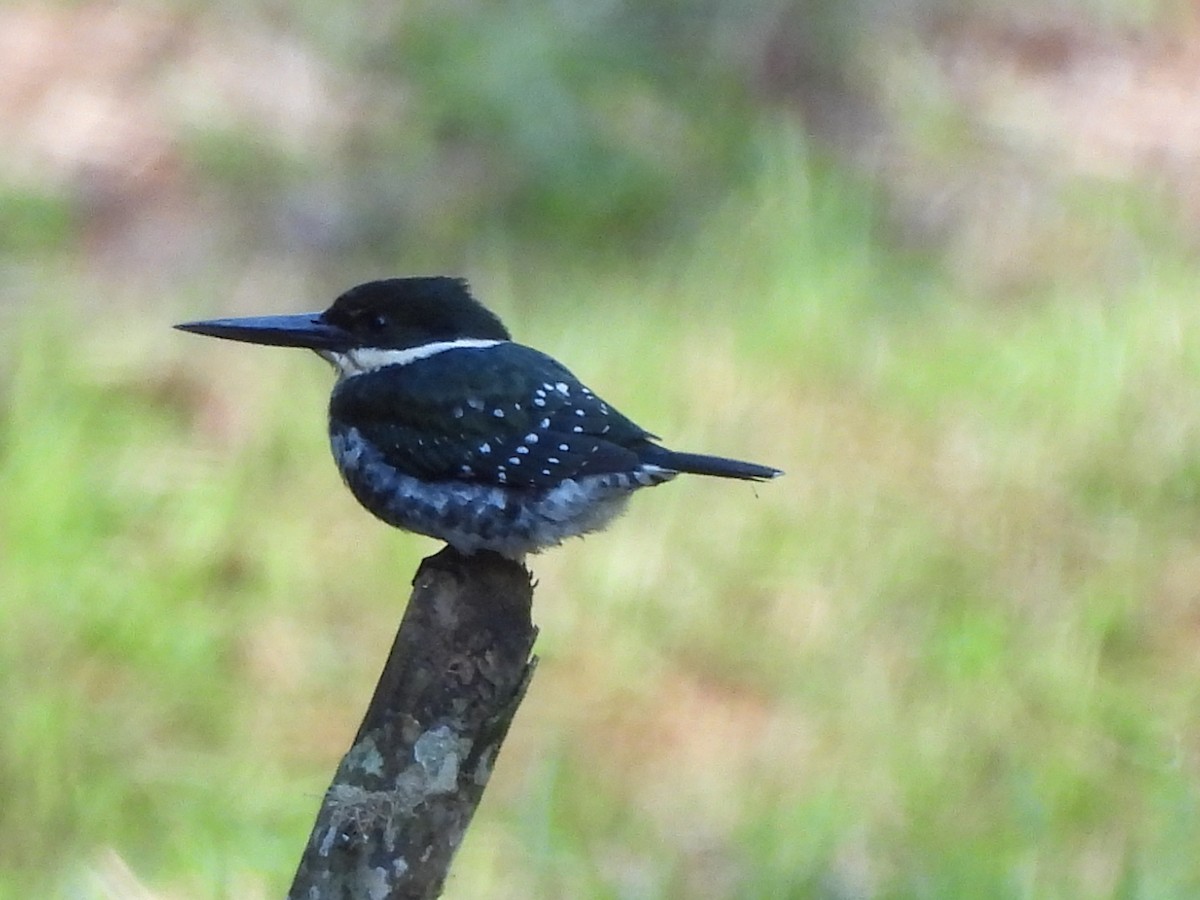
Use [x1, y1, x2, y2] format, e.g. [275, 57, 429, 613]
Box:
[174, 313, 351, 350]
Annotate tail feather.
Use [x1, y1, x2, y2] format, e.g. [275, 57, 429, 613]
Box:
[644, 447, 782, 482]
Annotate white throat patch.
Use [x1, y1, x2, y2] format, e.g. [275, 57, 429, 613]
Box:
[319, 339, 504, 379]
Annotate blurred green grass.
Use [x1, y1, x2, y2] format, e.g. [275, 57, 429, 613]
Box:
[3, 130, 1200, 898]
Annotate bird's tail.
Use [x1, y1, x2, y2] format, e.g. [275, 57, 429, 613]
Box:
[644, 447, 783, 482]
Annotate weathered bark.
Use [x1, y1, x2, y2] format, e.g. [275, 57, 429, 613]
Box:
[288, 547, 537, 900]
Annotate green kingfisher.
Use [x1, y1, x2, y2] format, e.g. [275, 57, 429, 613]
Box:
[177, 278, 782, 558]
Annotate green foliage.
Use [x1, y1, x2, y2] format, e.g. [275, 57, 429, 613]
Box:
[0, 185, 74, 256]
[380, 0, 763, 243]
[0, 309, 327, 895]
[186, 0, 802, 263]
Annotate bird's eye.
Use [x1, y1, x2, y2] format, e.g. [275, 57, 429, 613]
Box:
[366, 313, 388, 331]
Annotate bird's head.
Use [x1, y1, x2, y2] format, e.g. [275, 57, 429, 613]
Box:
[176, 277, 511, 377]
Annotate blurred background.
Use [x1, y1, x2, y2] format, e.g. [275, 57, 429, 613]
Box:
[3, 0, 1200, 896]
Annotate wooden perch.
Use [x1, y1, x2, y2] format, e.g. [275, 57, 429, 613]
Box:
[288, 547, 537, 900]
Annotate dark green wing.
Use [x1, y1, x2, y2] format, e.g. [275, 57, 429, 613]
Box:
[328, 343, 657, 489]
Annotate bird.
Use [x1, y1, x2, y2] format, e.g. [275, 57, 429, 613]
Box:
[176, 277, 781, 558]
